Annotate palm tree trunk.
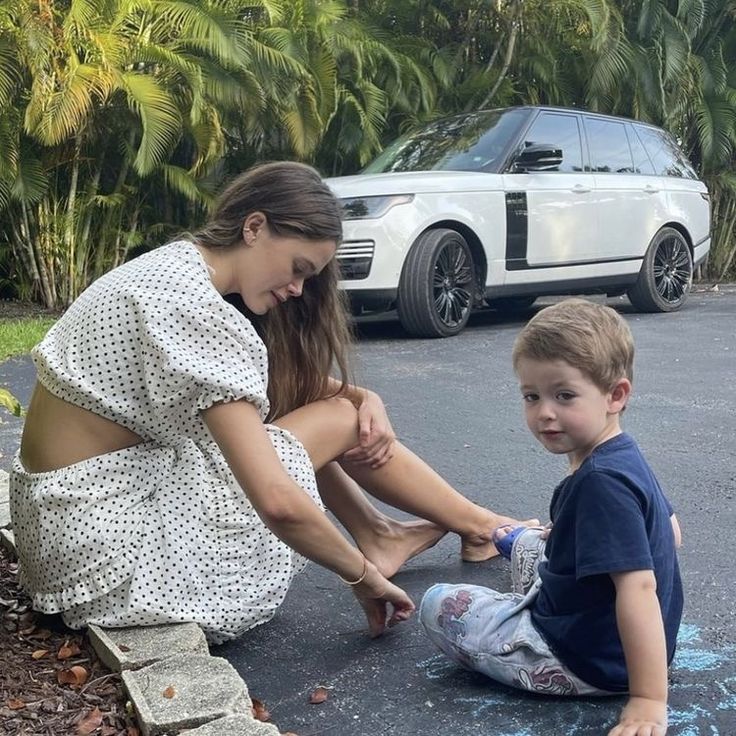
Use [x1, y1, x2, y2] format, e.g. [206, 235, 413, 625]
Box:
[65, 136, 82, 304]
[21, 201, 55, 308]
[477, 0, 522, 110]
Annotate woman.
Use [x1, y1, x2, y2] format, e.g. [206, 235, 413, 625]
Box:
[11, 162, 521, 644]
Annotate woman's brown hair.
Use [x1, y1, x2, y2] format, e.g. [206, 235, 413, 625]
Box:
[193, 161, 353, 419]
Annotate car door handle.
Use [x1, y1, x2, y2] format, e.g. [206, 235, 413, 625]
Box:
[571, 185, 591, 193]
[643, 185, 660, 194]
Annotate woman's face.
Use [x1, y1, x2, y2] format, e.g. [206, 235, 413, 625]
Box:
[236, 222, 337, 314]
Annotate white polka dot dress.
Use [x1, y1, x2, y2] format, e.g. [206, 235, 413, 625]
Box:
[9, 241, 321, 643]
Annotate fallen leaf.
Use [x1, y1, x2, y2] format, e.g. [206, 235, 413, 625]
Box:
[7, 698, 26, 710]
[31, 649, 49, 659]
[162, 686, 176, 699]
[308, 686, 330, 704]
[19, 625, 36, 636]
[57, 665, 89, 687]
[58, 641, 82, 660]
[76, 707, 104, 735]
[251, 697, 271, 722]
[118, 644, 131, 652]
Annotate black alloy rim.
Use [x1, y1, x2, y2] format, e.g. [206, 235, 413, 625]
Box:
[654, 236, 692, 304]
[433, 241, 473, 327]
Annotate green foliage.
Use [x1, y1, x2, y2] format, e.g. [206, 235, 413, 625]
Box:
[0, 317, 56, 362]
[0, 0, 734, 299]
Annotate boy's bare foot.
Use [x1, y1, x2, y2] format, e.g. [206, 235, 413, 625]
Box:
[356, 517, 447, 579]
[460, 516, 541, 562]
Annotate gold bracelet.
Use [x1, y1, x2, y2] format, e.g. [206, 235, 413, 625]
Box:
[339, 556, 368, 585]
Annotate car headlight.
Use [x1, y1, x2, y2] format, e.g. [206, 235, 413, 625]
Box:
[340, 194, 414, 220]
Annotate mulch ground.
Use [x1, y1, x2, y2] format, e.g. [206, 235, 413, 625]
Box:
[0, 546, 140, 736]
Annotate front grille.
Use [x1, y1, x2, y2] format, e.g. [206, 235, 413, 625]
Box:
[336, 241, 374, 280]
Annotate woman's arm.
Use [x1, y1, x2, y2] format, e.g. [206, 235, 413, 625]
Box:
[202, 399, 414, 635]
[608, 569, 668, 736]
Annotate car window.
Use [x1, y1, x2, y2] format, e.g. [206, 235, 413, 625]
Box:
[633, 126, 697, 178]
[624, 125, 656, 174]
[522, 112, 583, 172]
[362, 108, 530, 174]
[585, 118, 635, 173]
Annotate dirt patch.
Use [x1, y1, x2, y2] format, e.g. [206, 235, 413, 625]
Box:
[0, 546, 140, 735]
[0, 301, 64, 322]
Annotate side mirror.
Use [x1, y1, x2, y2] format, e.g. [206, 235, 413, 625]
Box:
[512, 143, 563, 172]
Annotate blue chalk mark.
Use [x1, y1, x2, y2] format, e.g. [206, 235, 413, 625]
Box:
[417, 653, 463, 680]
[716, 676, 736, 711]
[678, 623, 703, 645]
[674, 647, 727, 671]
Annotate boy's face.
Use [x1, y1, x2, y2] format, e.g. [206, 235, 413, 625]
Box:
[516, 358, 630, 470]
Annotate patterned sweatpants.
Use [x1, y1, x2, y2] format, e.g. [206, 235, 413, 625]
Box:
[419, 528, 615, 696]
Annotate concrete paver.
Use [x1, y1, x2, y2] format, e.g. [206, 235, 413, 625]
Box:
[89, 623, 209, 672]
[121, 653, 252, 736]
[179, 715, 280, 735]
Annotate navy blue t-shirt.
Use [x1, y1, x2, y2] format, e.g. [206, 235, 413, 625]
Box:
[531, 433, 683, 692]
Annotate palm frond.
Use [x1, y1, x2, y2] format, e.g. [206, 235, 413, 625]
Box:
[119, 71, 182, 175]
[160, 163, 213, 205]
[10, 154, 47, 204]
[0, 36, 20, 105]
[694, 94, 736, 164]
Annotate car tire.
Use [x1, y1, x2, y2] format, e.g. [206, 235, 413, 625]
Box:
[397, 229, 475, 337]
[487, 295, 537, 313]
[627, 227, 693, 312]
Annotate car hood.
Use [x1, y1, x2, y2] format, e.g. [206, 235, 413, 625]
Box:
[326, 170, 503, 197]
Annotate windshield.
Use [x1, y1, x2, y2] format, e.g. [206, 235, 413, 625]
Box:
[363, 108, 530, 174]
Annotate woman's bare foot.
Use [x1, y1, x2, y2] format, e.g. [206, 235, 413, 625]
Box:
[355, 516, 447, 578]
[460, 516, 541, 562]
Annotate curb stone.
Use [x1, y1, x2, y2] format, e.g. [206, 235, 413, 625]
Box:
[1, 469, 280, 736]
[121, 653, 266, 736]
[88, 622, 209, 672]
[179, 714, 282, 735]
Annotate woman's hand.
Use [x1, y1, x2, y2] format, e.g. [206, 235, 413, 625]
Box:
[343, 390, 396, 468]
[350, 561, 415, 637]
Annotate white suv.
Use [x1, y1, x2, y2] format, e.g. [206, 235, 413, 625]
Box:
[327, 106, 711, 337]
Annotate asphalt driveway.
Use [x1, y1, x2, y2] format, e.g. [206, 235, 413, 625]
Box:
[1, 289, 734, 735]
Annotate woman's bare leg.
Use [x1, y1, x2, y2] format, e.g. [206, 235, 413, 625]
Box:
[274, 399, 533, 571]
[339, 445, 530, 564]
[316, 462, 446, 578]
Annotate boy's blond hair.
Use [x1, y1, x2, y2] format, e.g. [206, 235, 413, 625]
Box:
[512, 298, 634, 391]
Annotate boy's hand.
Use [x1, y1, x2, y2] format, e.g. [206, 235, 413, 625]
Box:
[608, 696, 667, 736]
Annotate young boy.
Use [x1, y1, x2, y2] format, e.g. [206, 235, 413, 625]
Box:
[420, 298, 683, 736]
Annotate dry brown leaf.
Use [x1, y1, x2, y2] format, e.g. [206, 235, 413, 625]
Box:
[19, 625, 36, 636]
[57, 665, 89, 687]
[76, 706, 104, 735]
[251, 697, 271, 722]
[31, 649, 50, 659]
[162, 686, 176, 699]
[58, 641, 82, 660]
[118, 644, 131, 652]
[7, 698, 26, 710]
[308, 686, 330, 705]
[34, 628, 53, 640]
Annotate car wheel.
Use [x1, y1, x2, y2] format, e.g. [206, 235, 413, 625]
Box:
[487, 295, 537, 313]
[627, 227, 693, 313]
[397, 229, 475, 337]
